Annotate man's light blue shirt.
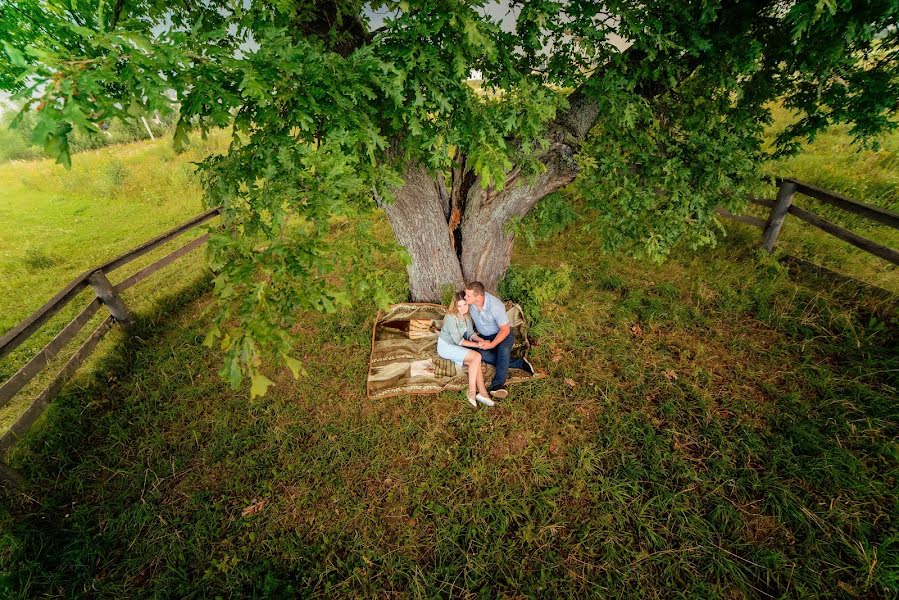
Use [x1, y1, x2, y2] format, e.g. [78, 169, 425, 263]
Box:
[469, 292, 509, 336]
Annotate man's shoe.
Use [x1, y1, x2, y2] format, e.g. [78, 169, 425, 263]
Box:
[489, 385, 508, 399]
[521, 358, 535, 376]
[476, 394, 495, 407]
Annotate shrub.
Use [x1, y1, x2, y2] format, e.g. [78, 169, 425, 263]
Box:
[499, 264, 572, 336]
[104, 160, 130, 189]
[440, 283, 457, 307]
[0, 123, 43, 162]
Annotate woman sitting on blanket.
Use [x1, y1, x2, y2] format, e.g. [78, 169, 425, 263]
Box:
[437, 291, 495, 408]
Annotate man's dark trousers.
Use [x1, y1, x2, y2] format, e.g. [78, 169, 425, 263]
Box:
[477, 330, 525, 389]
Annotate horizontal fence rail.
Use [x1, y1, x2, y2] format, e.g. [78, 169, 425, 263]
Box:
[718, 178, 899, 266]
[0, 299, 102, 408]
[0, 316, 114, 457]
[0, 207, 221, 483]
[0, 207, 222, 363]
[787, 204, 899, 265]
[781, 178, 899, 230]
[715, 207, 766, 229]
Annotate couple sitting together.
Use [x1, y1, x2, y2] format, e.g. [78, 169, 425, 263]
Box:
[437, 281, 531, 408]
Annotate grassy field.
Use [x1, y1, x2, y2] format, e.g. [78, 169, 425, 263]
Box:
[0, 132, 227, 430]
[0, 117, 897, 597]
[755, 104, 899, 293]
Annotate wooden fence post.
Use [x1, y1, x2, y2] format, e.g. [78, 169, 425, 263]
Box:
[88, 271, 134, 330]
[761, 180, 797, 252]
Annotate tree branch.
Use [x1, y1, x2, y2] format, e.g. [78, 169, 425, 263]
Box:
[292, 1, 372, 57]
[554, 85, 602, 142]
[552, 45, 705, 144]
[110, 0, 125, 30]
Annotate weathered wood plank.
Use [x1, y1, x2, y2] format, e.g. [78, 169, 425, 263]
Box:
[115, 234, 209, 293]
[788, 204, 899, 265]
[0, 298, 101, 409]
[98, 207, 220, 274]
[716, 207, 766, 229]
[0, 316, 114, 457]
[0, 275, 91, 362]
[779, 178, 899, 230]
[761, 180, 798, 252]
[88, 272, 134, 329]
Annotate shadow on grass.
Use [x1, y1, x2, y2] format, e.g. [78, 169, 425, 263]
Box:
[1, 274, 222, 592]
[1, 233, 897, 599]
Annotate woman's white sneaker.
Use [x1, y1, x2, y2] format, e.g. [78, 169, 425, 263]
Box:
[476, 394, 495, 407]
[466, 394, 477, 407]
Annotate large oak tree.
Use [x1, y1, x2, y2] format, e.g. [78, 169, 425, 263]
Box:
[2, 1, 897, 392]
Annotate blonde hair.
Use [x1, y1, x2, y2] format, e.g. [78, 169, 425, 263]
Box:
[446, 290, 469, 321]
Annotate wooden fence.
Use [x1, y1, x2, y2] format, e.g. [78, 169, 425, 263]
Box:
[1, 176, 897, 488]
[0, 207, 221, 487]
[717, 177, 899, 265]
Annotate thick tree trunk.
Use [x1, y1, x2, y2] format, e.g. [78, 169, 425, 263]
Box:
[382, 78, 598, 302]
[382, 165, 464, 302]
[460, 143, 577, 292]
[385, 144, 577, 301]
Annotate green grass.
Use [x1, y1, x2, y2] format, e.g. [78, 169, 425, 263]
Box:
[0, 131, 228, 430]
[0, 113, 897, 598]
[1, 217, 896, 598]
[755, 103, 899, 293]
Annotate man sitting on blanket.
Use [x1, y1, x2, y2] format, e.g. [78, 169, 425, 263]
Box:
[464, 281, 532, 399]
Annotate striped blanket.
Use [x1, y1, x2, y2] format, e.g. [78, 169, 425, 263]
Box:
[366, 302, 540, 400]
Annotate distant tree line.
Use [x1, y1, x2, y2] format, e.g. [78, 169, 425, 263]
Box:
[0, 107, 177, 163]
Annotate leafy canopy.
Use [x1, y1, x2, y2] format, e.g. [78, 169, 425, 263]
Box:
[2, 1, 897, 394]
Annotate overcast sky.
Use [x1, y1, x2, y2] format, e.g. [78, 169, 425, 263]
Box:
[366, 1, 518, 30]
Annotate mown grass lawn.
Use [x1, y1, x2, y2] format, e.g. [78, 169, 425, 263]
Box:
[0, 115, 897, 597]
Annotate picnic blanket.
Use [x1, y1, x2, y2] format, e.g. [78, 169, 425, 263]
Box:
[367, 302, 541, 400]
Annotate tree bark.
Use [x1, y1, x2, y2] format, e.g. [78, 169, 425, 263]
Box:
[459, 143, 578, 292]
[383, 85, 600, 302]
[382, 165, 464, 302]
[385, 143, 578, 301]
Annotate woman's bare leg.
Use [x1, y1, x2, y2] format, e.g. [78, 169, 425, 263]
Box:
[475, 363, 489, 396]
[463, 351, 481, 397]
